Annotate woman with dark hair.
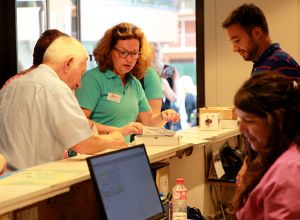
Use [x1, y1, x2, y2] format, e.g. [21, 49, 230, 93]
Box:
[76, 22, 179, 142]
[231, 71, 300, 219]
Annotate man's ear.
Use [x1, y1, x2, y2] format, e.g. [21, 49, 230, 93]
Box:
[63, 56, 74, 74]
[251, 27, 262, 39]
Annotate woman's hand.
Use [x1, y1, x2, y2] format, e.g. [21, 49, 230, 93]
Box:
[161, 109, 180, 123]
[118, 122, 143, 136]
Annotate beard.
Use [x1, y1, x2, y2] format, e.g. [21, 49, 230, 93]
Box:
[243, 37, 259, 61]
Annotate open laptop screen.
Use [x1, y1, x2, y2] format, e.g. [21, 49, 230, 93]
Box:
[86, 144, 166, 220]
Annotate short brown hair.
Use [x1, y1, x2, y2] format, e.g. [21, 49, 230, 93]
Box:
[222, 4, 269, 36]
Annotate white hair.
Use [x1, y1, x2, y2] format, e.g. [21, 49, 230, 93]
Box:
[43, 36, 88, 64]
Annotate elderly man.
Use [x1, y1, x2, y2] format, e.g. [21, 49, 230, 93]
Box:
[0, 35, 126, 169]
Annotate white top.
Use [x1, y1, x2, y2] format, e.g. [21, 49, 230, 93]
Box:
[0, 64, 92, 169]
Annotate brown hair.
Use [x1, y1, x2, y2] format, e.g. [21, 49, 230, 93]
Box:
[230, 71, 300, 214]
[33, 29, 68, 65]
[93, 22, 151, 79]
[222, 4, 269, 36]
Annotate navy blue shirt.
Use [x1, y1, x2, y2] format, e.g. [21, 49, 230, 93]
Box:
[252, 43, 300, 78]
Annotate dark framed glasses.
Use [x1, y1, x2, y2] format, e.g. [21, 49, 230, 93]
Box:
[114, 47, 141, 59]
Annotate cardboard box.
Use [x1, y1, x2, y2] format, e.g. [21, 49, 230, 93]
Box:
[199, 106, 237, 120]
[221, 120, 238, 129]
[199, 113, 221, 130]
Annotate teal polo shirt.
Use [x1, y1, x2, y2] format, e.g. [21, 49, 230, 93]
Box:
[75, 68, 150, 142]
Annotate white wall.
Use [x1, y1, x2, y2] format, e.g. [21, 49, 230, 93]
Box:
[204, 0, 300, 106]
[81, 2, 178, 42]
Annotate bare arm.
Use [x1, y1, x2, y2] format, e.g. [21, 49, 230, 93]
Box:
[171, 68, 180, 100]
[82, 108, 119, 134]
[161, 67, 180, 103]
[136, 98, 162, 123]
[138, 109, 180, 127]
[82, 108, 143, 136]
[71, 131, 127, 154]
[148, 98, 162, 114]
[161, 78, 177, 102]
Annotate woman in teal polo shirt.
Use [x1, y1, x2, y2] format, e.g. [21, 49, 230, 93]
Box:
[76, 22, 179, 142]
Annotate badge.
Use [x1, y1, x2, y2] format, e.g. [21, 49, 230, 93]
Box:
[107, 92, 121, 103]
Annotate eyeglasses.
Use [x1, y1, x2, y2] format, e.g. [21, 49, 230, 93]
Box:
[115, 25, 137, 34]
[114, 24, 138, 37]
[113, 47, 141, 59]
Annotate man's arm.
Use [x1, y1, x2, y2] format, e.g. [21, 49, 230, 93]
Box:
[71, 131, 127, 154]
[82, 108, 122, 134]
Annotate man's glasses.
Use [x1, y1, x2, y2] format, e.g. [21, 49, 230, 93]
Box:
[114, 47, 141, 59]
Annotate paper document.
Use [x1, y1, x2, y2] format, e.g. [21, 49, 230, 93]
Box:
[143, 126, 176, 136]
[0, 169, 84, 185]
[134, 135, 181, 146]
[212, 149, 225, 179]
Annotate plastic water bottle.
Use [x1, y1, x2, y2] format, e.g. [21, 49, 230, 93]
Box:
[171, 178, 187, 220]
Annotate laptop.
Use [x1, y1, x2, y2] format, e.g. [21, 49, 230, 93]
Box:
[86, 144, 167, 220]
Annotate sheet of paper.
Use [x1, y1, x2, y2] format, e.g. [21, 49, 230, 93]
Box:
[0, 169, 84, 185]
[67, 148, 116, 161]
[213, 149, 225, 178]
[143, 126, 176, 136]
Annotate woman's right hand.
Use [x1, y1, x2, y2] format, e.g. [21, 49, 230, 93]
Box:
[118, 122, 143, 136]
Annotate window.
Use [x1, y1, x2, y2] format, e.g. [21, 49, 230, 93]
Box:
[81, 0, 197, 129]
[16, 0, 79, 71]
[14, 0, 200, 130]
